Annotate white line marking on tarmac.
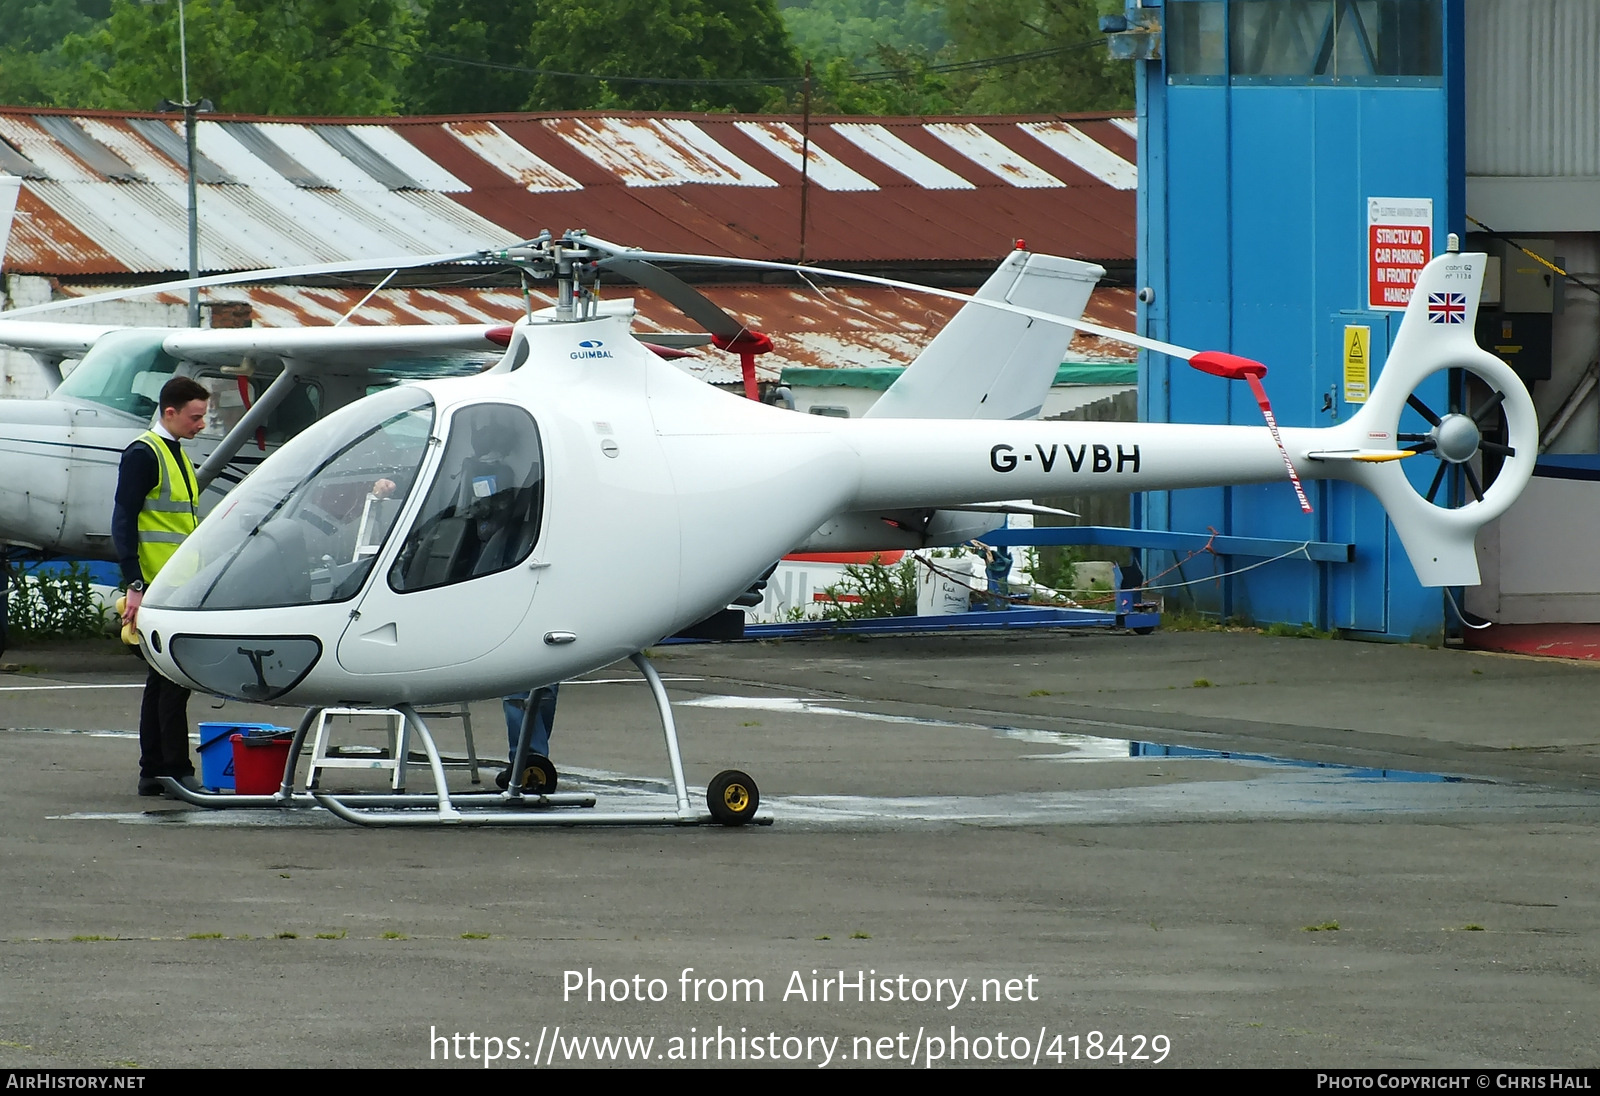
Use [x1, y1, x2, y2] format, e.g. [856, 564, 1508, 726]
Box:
[0, 684, 144, 691]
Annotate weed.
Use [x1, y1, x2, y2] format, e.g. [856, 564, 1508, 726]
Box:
[186, 932, 223, 940]
[69, 935, 109, 942]
[381, 931, 407, 940]
[821, 556, 919, 620]
[5, 561, 115, 640]
[1191, 678, 1212, 688]
[815, 934, 831, 941]
[850, 931, 871, 939]
[1302, 921, 1340, 932]
[314, 931, 346, 940]
[740, 721, 762, 727]
[275, 932, 298, 940]
[460, 933, 490, 940]
[1263, 621, 1336, 640]
[1458, 924, 1485, 932]
[1027, 689, 1053, 697]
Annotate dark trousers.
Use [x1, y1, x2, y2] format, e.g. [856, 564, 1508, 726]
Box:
[138, 666, 193, 779]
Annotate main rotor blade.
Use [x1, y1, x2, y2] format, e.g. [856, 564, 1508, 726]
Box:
[599, 257, 749, 341]
[583, 246, 1207, 362]
[2, 248, 500, 319]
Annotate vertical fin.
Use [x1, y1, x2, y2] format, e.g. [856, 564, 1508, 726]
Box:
[865, 251, 1105, 420]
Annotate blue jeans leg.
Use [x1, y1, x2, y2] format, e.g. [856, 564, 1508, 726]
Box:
[504, 685, 558, 760]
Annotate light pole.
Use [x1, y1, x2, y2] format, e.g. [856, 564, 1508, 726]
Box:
[153, 0, 210, 327]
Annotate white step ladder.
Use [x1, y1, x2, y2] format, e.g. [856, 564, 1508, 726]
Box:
[307, 704, 479, 791]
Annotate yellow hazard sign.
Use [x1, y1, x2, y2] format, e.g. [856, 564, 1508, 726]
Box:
[1344, 325, 1370, 404]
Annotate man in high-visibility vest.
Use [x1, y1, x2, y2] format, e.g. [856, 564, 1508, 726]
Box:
[114, 376, 211, 797]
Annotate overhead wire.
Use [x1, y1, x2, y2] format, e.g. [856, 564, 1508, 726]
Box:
[352, 37, 1109, 88]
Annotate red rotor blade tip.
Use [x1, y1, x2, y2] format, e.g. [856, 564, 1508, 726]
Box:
[1189, 351, 1267, 380]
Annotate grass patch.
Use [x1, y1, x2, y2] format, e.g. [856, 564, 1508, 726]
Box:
[1302, 921, 1340, 932]
[815, 934, 830, 941]
[1027, 689, 1053, 697]
[1191, 678, 1212, 688]
[850, 931, 871, 939]
[314, 931, 346, 940]
[69, 935, 113, 942]
[186, 932, 223, 940]
[275, 931, 298, 940]
[380, 931, 408, 940]
[740, 721, 761, 727]
[1457, 924, 1485, 932]
[460, 933, 490, 940]
[1262, 621, 1336, 640]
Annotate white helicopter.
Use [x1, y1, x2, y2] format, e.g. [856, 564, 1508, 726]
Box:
[0, 243, 1092, 655]
[38, 232, 1544, 827]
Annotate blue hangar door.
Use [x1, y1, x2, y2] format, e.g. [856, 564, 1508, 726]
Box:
[1135, 0, 1463, 640]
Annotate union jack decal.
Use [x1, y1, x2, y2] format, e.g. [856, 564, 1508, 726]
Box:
[1427, 292, 1467, 324]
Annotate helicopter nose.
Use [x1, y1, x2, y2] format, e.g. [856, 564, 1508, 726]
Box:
[167, 634, 322, 702]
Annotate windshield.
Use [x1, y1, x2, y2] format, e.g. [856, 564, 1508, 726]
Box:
[55, 330, 179, 419]
[146, 386, 435, 610]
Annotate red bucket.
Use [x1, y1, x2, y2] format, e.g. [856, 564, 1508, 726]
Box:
[231, 732, 292, 795]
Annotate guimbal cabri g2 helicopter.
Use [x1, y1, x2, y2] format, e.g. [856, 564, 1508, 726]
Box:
[98, 231, 1533, 828]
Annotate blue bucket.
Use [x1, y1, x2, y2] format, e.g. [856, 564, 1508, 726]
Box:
[198, 721, 281, 791]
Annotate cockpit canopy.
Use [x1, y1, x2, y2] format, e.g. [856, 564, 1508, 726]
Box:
[145, 387, 545, 612]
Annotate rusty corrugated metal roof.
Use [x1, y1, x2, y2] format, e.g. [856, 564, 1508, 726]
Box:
[2, 107, 1136, 278]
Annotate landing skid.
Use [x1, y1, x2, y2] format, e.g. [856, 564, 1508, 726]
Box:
[159, 652, 770, 827]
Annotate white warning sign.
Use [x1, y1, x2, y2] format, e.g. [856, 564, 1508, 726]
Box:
[1368, 197, 1433, 311]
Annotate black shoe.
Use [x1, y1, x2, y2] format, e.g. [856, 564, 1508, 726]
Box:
[137, 777, 163, 796]
[495, 768, 512, 791]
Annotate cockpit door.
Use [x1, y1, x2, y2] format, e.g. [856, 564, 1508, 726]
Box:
[337, 402, 547, 675]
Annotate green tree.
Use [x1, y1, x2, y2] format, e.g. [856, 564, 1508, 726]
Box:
[403, 0, 542, 115]
[51, 0, 414, 115]
[520, 0, 801, 112]
[940, 0, 1131, 113]
[779, 0, 947, 65]
[0, 0, 110, 105]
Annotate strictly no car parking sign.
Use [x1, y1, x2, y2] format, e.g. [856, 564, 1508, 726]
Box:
[1368, 197, 1433, 311]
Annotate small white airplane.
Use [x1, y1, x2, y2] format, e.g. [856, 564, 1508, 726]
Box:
[105, 232, 1531, 828]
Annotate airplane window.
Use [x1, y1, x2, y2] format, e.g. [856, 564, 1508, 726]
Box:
[389, 402, 544, 593]
[198, 373, 323, 445]
[145, 386, 435, 611]
[53, 331, 179, 420]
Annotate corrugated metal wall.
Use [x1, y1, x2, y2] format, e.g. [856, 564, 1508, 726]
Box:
[1466, 0, 1600, 176]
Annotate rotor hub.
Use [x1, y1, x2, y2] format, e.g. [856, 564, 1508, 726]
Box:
[1435, 413, 1481, 463]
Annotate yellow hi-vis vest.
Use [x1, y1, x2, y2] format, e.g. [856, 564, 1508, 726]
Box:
[135, 431, 198, 582]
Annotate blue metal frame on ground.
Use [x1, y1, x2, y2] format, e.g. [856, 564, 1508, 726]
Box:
[665, 605, 1162, 644]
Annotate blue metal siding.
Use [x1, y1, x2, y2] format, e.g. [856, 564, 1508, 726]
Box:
[1139, 0, 1458, 638]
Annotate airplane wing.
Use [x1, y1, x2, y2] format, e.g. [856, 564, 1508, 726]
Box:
[162, 324, 512, 370]
[0, 320, 125, 355]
